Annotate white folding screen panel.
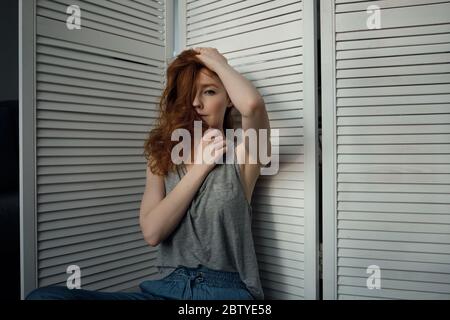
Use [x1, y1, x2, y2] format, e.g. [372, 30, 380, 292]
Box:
[20, 0, 172, 297]
[180, 0, 320, 299]
[322, 0, 450, 299]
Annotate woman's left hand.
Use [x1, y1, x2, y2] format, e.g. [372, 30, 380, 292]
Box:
[192, 47, 228, 72]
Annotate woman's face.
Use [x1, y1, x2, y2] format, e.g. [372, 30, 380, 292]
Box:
[192, 68, 231, 131]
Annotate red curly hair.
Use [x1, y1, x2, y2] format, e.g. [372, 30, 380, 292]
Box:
[143, 49, 235, 176]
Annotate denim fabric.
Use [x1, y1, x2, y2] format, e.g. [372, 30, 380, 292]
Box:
[25, 265, 255, 300]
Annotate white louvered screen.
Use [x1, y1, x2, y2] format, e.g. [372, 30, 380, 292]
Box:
[182, 0, 319, 299]
[322, 0, 450, 299]
[35, 0, 169, 292]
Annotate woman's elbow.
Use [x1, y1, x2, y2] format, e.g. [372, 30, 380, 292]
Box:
[146, 236, 160, 247]
[140, 219, 161, 247]
[142, 230, 160, 247]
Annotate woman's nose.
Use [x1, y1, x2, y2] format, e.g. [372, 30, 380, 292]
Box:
[193, 95, 202, 110]
[194, 104, 202, 114]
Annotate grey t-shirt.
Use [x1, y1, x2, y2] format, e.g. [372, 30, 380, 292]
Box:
[150, 147, 264, 300]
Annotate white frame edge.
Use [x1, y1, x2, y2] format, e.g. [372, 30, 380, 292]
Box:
[320, 0, 338, 300]
[19, 0, 37, 299]
[165, 0, 174, 61]
[303, 0, 320, 300]
[178, 0, 187, 51]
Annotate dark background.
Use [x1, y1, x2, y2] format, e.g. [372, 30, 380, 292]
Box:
[0, 0, 20, 300]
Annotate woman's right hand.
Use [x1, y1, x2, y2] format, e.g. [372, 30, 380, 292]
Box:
[190, 128, 228, 174]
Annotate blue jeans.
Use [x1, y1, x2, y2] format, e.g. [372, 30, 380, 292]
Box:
[26, 265, 255, 300]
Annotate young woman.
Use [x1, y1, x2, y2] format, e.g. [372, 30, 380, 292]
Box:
[26, 47, 270, 300]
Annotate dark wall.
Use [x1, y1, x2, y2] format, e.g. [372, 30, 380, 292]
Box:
[0, 0, 20, 300]
[0, 1, 18, 101]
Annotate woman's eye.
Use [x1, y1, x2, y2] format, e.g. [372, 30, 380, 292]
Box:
[204, 90, 215, 95]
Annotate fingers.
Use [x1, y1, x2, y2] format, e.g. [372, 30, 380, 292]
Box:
[202, 129, 216, 141]
[203, 128, 224, 141]
[213, 136, 226, 148]
[202, 139, 227, 164]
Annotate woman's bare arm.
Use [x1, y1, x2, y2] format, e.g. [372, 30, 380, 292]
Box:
[139, 128, 227, 247]
[139, 163, 209, 247]
[193, 47, 264, 117]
